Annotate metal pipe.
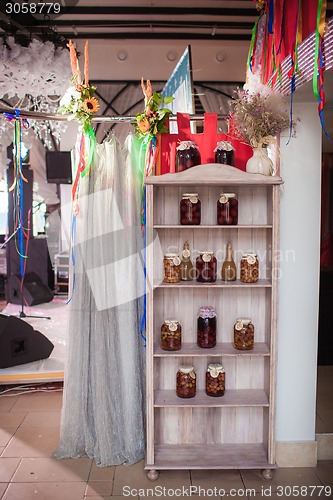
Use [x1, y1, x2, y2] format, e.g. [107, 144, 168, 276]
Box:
[0, 108, 228, 123]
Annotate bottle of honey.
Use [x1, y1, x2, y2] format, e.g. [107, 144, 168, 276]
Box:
[221, 241, 237, 281]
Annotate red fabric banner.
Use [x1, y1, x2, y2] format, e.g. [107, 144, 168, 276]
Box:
[157, 113, 253, 175]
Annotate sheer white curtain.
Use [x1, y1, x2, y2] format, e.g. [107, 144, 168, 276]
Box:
[55, 134, 146, 467]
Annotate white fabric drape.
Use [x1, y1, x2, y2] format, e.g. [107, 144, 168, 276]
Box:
[54, 134, 146, 467]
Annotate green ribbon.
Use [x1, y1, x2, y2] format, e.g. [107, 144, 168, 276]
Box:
[313, 0, 324, 100]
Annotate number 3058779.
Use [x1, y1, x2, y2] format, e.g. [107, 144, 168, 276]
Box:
[5, 3, 61, 15]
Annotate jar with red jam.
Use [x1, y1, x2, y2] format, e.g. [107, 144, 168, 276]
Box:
[176, 365, 196, 398]
[214, 141, 235, 166]
[180, 193, 201, 225]
[205, 363, 225, 397]
[161, 320, 182, 351]
[196, 251, 217, 283]
[163, 253, 181, 283]
[217, 193, 238, 225]
[233, 318, 254, 350]
[176, 141, 201, 172]
[197, 306, 217, 348]
[240, 253, 259, 283]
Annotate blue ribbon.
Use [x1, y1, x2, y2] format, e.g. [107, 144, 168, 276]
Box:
[139, 185, 147, 347]
[268, 0, 274, 35]
[4, 109, 29, 128]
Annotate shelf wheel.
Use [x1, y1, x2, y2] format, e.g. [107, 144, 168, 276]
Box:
[147, 469, 159, 481]
[262, 468, 274, 480]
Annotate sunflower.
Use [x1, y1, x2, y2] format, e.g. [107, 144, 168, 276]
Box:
[82, 97, 99, 113]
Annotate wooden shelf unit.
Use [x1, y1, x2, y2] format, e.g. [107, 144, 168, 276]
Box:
[144, 164, 282, 479]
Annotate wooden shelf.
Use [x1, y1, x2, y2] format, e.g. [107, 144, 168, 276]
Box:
[154, 342, 270, 357]
[145, 164, 280, 476]
[154, 224, 273, 230]
[154, 389, 269, 407]
[154, 279, 272, 289]
[154, 224, 273, 229]
[145, 164, 283, 186]
[146, 443, 276, 470]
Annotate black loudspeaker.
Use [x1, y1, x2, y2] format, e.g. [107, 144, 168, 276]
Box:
[8, 272, 54, 306]
[0, 314, 54, 368]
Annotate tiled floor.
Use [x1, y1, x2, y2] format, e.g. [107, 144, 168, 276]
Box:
[0, 386, 332, 499]
[316, 366, 333, 434]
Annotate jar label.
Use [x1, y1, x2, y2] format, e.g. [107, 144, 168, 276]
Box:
[247, 255, 256, 265]
[173, 256, 181, 266]
[202, 253, 212, 263]
[209, 367, 219, 378]
[235, 320, 244, 331]
[190, 371, 196, 379]
[219, 194, 228, 204]
[189, 196, 198, 204]
[183, 248, 190, 258]
[169, 322, 178, 332]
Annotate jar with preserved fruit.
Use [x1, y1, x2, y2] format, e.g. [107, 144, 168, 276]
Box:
[217, 193, 238, 225]
[176, 141, 201, 172]
[240, 253, 259, 283]
[214, 141, 235, 166]
[196, 251, 217, 283]
[161, 320, 182, 351]
[205, 363, 225, 397]
[180, 193, 201, 225]
[163, 253, 181, 283]
[233, 318, 254, 350]
[197, 306, 217, 348]
[176, 365, 196, 398]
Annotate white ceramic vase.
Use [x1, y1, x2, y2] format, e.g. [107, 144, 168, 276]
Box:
[246, 147, 273, 176]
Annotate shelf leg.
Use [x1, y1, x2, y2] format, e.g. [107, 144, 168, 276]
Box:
[147, 469, 159, 481]
[261, 468, 274, 480]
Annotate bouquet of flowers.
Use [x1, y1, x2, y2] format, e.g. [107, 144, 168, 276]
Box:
[134, 79, 174, 137]
[230, 85, 290, 148]
[58, 40, 99, 131]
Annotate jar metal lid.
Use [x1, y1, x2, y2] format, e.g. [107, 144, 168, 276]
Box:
[242, 253, 257, 258]
[199, 251, 214, 254]
[207, 363, 224, 371]
[178, 365, 195, 374]
[207, 363, 225, 377]
[177, 140, 199, 150]
[214, 141, 235, 152]
[164, 320, 179, 324]
[198, 306, 216, 318]
[164, 253, 178, 257]
[235, 318, 252, 327]
[182, 193, 198, 197]
[219, 193, 237, 198]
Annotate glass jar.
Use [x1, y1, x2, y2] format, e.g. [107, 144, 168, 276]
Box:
[196, 251, 217, 283]
[205, 363, 225, 397]
[163, 253, 181, 283]
[180, 193, 201, 225]
[161, 320, 182, 351]
[217, 193, 238, 225]
[240, 253, 259, 283]
[176, 365, 196, 398]
[176, 141, 201, 172]
[233, 318, 254, 350]
[197, 306, 217, 348]
[214, 141, 235, 166]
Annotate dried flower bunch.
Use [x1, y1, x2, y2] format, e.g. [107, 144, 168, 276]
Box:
[134, 78, 174, 137]
[59, 41, 99, 131]
[230, 86, 290, 148]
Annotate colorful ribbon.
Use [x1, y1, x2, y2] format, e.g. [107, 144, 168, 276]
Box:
[313, 0, 329, 138]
